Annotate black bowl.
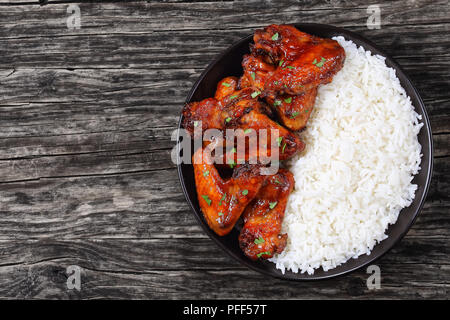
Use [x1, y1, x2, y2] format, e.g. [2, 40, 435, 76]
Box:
[177, 24, 433, 280]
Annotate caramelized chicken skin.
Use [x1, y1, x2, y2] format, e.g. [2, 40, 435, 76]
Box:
[239, 169, 294, 260]
[266, 88, 318, 131]
[239, 54, 276, 92]
[193, 141, 266, 236]
[215, 76, 239, 101]
[252, 24, 345, 96]
[252, 24, 316, 63]
[182, 87, 304, 162]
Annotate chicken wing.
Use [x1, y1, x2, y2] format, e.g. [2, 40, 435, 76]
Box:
[193, 140, 267, 236]
[266, 88, 318, 131]
[215, 76, 239, 101]
[239, 54, 276, 92]
[252, 24, 345, 96]
[182, 85, 304, 162]
[239, 169, 294, 260]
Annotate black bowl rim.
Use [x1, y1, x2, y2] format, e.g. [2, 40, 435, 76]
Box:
[177, 23, 433, 281]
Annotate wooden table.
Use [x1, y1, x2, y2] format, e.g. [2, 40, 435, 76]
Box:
[0, 0, 448, 299]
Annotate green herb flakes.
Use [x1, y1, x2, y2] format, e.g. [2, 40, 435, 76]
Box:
[201, 195, 211, 206]
[251, 91, 261, 98]
[290, 111, 300, 118]
[312, 57, 327, 68]
[219, 193, 227, 206]
[277, 136, 283, 147]
[254, 237, 265, 245]
[257, 251, 271, 258]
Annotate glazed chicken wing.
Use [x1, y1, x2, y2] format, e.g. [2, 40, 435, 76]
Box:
[193, 140, 267, 236]
[182, 85, 304, 162]
[252, 24, 345, 96]
[266, 88, 318, 131]
[239, 50, 318, 131]
[215, 76, 239, 101]
[239, 54, 276, 92]
[239, 169, 294, 260]
[252, 24, 316, 63]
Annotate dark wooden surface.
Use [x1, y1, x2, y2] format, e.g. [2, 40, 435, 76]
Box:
[0, 0, 448, 299]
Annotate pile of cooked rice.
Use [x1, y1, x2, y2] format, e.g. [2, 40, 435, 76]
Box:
[270, 37, 423, 274]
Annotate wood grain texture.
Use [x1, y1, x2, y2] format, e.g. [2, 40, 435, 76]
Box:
[0, 0, 448, 299]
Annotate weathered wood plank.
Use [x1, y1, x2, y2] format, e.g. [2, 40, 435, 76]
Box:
[1, 23, 449, 69]
[0, 0, 448, 300]
[0, 0, 448, 37]
[0, 258, 448, 299]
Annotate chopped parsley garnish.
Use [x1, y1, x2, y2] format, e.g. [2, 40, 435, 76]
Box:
[312, 57, 327, 67]
[274, 179, 281, 184]
[290, 111, 300, 118]
[218, 212, 223, 216]
[203, 170, 209, 177]
[277, 136, 283, 147]
[269, 201, 278, 209]
[278, 60, 284, 67]
[271, 33, 279, 41]
[287, 66, 295, 69]
[251, 91, 261, 98]
[193, 121, 199, 127]
[254, 237, 265, 245]
[257, 251, 271, 258]
[219, 193, 227, 206]
[242, 189, 249, 196]
[273, 100, 282, 107]
[231, 147, 236, 153]
[251, 72, 256, 80]
[228, 159, 236, 169]
[201, 195, 212, 206]
[229, 95, 238, 100]
[225, 117, 232, 123]
[284, 97, 292, 104]
[282, 143, 287, 153]
[274, 81, 278, 85]
[244, 128, 252, 134]
[222, 82, 231, 87]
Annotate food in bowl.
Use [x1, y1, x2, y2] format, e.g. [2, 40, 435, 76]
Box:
[181, 24, 422, 274]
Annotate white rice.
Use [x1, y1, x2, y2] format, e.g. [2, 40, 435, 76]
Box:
[270, 37, 423, 274]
